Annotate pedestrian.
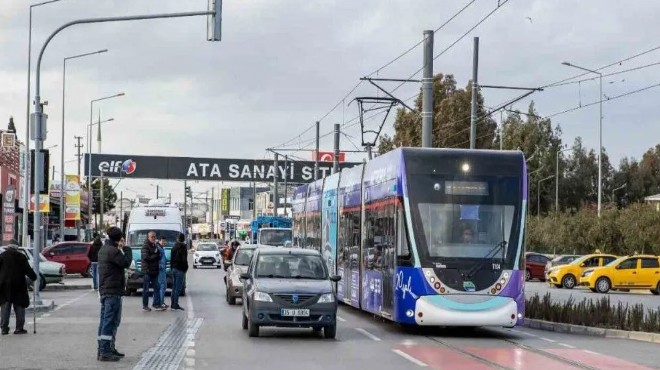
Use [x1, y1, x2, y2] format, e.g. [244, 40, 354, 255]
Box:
[0, 239, 37, 336]
[88, 232, 103, 290]
[170, 233, 188, 310]
[97, 227, 131, 361]
[141, 231, 162, 312]
[156, 236, 168, 310]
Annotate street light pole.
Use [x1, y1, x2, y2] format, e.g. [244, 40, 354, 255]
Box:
[60, 49, 107, 240]
[562, 61, 603, 217]
[24, 0, 63, 249]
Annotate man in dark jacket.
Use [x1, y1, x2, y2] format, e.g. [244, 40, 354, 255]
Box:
[97, 227, 131, 361]
[169, 233, 188, 310]
[88, 233, 102, 290]
[0, 240, 37, 335]
[140, 231, 161, 312]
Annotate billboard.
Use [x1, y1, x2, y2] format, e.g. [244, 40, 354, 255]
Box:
[64, 175, 81, 220]
[84, 153, 359, 183]
[2, 184, 16, 242]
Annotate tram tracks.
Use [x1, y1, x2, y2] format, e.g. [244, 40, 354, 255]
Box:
[424, 330, 601, 370]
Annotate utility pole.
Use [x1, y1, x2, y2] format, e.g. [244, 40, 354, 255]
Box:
[156, 185, 159, 200]
[470, 37, 479, 150]
[273, 153, 279, 216]
[211, 187, 215, 238]
[333, 124, 340, 174]
[52, 165, 55, 181]
[421, 30, 434, 148]
[74, 135, 83, 178]
[314, 121, 320, 180]
[99, 171, 104, 232]
[183, 181, 187, 236]
[283, 155, 288, 217]
[119, 191, 123, 229]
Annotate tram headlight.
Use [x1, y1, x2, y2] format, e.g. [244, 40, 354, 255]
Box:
[461, 163, 470, 172]
[430, 277, 435, 283]
[406, 309, 414, 318]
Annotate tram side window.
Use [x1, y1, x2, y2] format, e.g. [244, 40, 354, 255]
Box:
[305, 211, 321, 251]
[339, 207, 361, 269]
[397, 206, 411, 264]
[365, 200, 396, 270]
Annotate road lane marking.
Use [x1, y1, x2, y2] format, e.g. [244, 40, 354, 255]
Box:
[540, 337, 557, 343]
[337, 315, 346, 322]
[558, 343, 576, 348]
[355, 327, 382, 341]
[518, 331, 539, 337]
[392, 349, 428, 367]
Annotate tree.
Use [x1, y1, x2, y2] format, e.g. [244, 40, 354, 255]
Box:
[378, 73, 497, 151]
[7, 116, 16, 133]
[500, 102, 563, 215]
[90, 178, 117, 216]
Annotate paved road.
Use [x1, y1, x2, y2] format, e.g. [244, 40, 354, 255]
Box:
[525, 281, 660, 312]
[1, 264, 659, 369]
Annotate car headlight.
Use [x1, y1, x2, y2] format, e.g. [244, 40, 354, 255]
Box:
[318, 293, 335, 303]
[253, 291, 273, 302]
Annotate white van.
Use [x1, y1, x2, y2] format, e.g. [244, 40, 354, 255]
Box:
[125, 199, 185, 295]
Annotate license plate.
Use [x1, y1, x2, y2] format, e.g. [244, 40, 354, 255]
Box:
[280, 308, 310, 317]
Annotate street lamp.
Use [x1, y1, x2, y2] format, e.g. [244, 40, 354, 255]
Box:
[555, 147, 572, 212]
[87, 117, 114, 234]
[562, 61, 603, 217]
[87, 94, 123, 234]
[60, 49, 108, 240]
[23, 0, 63, 251]
[538, 175, 554, 216]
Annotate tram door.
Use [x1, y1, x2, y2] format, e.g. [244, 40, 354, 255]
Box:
[366, 199, 396, 318]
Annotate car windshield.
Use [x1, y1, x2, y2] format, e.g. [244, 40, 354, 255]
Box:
[606, 256, 627, 266]
[234, 248, 255, 265]
[259, 229, 292, 246]
[197, 244, 216, 251]
[255, 253, 327, 279]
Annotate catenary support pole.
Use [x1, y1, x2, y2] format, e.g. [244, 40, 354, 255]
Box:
[421, 30, 434, 148]
[333, 124, 340, 174]
[470, 37, 479, 149]
[314, 121, 320, 180]
[273, 153, 279, 215]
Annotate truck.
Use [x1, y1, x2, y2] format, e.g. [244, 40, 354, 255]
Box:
[125, 199, 186, 296]
[250, 216, 293, 246]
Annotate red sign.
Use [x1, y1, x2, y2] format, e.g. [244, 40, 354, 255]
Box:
[312, 151, 345, 162]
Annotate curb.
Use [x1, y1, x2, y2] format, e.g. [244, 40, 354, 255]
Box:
[523, 318, 660, 344]
[43, 284, 92, 291]
[26, 300, 56, 313]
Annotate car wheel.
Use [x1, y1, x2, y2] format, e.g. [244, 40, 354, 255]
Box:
[596, 277, 611, 293]
[82, 264, 92, 278]
[324, 323, 337, 339]
[561, 274, 576, 289]
[525, 269, 531, 281]
[242, 311, 248, 330]
[248, 317, 259, 337]
[653, 282, 660, 296]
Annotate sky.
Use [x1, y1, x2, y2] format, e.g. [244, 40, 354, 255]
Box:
[1, 0, 659, 203]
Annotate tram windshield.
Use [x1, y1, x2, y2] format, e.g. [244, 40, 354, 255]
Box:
[408, 176, 521, 270]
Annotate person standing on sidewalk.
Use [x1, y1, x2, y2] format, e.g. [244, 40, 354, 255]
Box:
[88, 233, 103, 290]
[170, 234, 188, 310]
[155, 237, 168, 310]
[96, 227, 131, 361]
[0, 239, 37, 335]
[140, 232, 162, 312]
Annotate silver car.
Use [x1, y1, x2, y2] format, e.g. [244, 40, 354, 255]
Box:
[0, 247, 66, 290]
[225, 245, 256, 305]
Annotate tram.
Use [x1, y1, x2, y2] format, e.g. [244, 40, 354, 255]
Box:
[291, 147, 527, 327]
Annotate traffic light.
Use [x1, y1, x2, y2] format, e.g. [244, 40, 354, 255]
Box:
[185, 186, 192, 198]
[207, 0, 222, 41]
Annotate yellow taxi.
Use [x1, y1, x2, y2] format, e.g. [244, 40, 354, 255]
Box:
[546, 253, 618, 289]
[579, 255, 660, 294]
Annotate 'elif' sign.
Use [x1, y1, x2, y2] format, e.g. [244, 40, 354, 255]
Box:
[2, 185, 16, 242]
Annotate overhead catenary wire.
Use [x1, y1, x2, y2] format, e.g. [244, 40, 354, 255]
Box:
[546, 60, 660, 88]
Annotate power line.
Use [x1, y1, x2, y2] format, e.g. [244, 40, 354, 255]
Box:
[365, 0, 479, 77]
[547, 61, 660, 88]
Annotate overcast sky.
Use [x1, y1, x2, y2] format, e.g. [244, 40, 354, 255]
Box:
[1, 0, 659, 202]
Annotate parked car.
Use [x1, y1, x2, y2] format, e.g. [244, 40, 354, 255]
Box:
[525, 252, 550, 281]
[240, 247, 341, 338]
[580, 255, 660, 294]
[546, 253, 617, 289]
[0, 246, 66, 290]
[193, 242, 222, 269]
[544, 254, 581, 278]
[225, 245, 256, 305]
[42, 242, 92, 277]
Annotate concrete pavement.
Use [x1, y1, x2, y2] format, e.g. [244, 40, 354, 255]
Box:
[1, 265, 659, 369]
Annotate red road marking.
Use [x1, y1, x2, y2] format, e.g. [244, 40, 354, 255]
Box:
[396, 345, 492, 370]
[466, 347, 583, 369]
[545, 349, 653, 370]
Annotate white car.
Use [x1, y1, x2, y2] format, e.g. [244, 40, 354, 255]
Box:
[193, 243, 222, 269]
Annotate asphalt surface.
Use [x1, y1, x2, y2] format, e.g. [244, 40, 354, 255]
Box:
[525, 281, 660, 311]
[1, 263, 659, 369]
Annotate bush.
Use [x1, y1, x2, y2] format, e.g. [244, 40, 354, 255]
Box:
[526, 293, 660, 333]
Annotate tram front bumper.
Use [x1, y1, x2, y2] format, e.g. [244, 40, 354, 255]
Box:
[414, 295, 519, 327]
